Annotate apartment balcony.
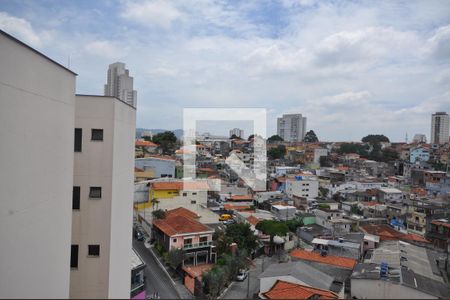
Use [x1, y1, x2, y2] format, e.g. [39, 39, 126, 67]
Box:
[183, 241, 213, 250]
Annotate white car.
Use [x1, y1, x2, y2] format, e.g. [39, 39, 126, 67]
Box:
[236, 269, 248, 281]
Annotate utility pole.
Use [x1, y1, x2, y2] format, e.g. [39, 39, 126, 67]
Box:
[246, 272, 250, 299]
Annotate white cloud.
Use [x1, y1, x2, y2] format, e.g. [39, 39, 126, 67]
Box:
[426, 25, 450, 62]
[84, 40, 126, 59]
[121, 0, 182, 28]
[0, 12, 41, 46]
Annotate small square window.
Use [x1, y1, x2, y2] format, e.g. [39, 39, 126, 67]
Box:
[88, 245, 100, 256]
[91, 129, 103, 141]
[191, 200, 196, 204]
[183, 192, 187, 196]
[89, 187, 102, 199]
[173, 238, 177, 243]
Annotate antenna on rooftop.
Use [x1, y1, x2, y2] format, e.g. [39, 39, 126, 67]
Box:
[405, 132, 408, 144]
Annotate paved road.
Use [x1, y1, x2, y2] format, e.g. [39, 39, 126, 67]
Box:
[223, 255, 279, 299]
[133, 239, 179, 299]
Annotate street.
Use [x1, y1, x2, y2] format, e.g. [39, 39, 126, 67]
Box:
[223, 255, 278, 299]
[133, 239, 179, 299]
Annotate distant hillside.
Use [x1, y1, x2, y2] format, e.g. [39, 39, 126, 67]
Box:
[136, 128, 183, 139]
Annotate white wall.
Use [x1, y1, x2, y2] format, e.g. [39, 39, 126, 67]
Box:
[0, 32, 76, 298]
[71, 95, 136, 298]
[286, 179, 319, 199]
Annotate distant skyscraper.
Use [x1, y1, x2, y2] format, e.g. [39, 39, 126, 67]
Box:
[277, 114, 307, 142]
[104, 62, 137, 107]
[230, 128, 244, 138]
[431, 112, 449, 145]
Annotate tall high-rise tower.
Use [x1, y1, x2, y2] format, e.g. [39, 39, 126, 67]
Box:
[104, 62, 137, 108]
[431, 112, 449, 145]
[277, 114, 307, 142]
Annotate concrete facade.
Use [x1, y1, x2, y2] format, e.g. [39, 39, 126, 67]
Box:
[70, 95, 136, 298]
[0, 30, 76, 298]
[431, 112, 449, 145]
[277, 114, 307, 142]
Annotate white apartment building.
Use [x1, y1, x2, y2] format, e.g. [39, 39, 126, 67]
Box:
[277, 114, 307, 142]
[104, 62, 137, 108]
[285, 177, 319, 199]
[71, 95, 136, 298]
[0, 30, 76, 298]
[229, 128, 244, 138]
[431, 112, 449, 145]
[0, 30, 137, 299]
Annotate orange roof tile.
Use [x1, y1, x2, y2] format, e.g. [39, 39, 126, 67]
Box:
[360, 201, 379, 207]
[135, 167, 144, 172]
[182, 264, 213, 278]
[165, 207, 199, 219]
[360, 224, 430, 243]
[135, 140, 158, 147]
[290, 249, 357, 269]
[263, 280, 338, 299]
[223, 204, 251, 211]
[153, 215, 212, 237]
[431, 220, 450, 229]
[228, 195, 253, 201]
[246, 215, 260, 226]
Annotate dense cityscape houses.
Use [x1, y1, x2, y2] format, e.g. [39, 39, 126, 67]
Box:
[2, 24, 450, 300]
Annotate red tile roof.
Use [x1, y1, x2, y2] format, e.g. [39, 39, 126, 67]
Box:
[431, 220, 450, 229]
[360, 224, 430, 243]
[224, 204, 251, 211]
[290, 249, 357, 269]
[246, 215, 260, 226]
[182, 264, 213, 278]
[135, 140, 158, 147]
[228, 195, 253, 201]
[153, 214, 212, 237]
[165, 207, 199, 219]
[262, 280, 338, 299]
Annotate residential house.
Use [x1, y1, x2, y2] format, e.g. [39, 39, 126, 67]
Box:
[131, 249, 146, 299]
[428, 219, 450, 250]
[135, 156, 175, 178]
[152, 208, 216, 266]
[377, 188, 404, 204]
[410, 146, 430, 163]
[285, 176, 319, 199]
[271, 205, 297, 221]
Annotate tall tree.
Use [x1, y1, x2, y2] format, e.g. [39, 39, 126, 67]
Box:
[224, 223, 258, 253]
[361, 134, 390, 144]
[152, 131, 177, 154]
[267, 134, 283, 143]
[267, 145, 286, 159]
[303, 130, 319, 143]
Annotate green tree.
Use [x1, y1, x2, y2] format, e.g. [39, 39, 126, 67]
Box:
[303, 130, 319, 143]
[152, 208, 165, 219]
[267, 134, 283, 143]
[267, 145, 286, 159]
[338, 143, 370, 157]
[381, 147, 399, 162]
[230, 134, 242, 140]
[167, 248, 183, 270]
[255, 220, 288, 245]
[248, 134, 255, 141]
[361, 134, 390, 144]
[152, 131, 177, 154]
[224, 223, 258, 253]
[285, 218, 303, 232]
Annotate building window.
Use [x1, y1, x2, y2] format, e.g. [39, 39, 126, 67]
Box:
[88, 245, 100, 256]
[89, 187, 102, 199]
[184, 238, 192, 246]
[192, 192, 197, 195]
[191, 200, 196, 204]
[72, 186, 80, 210]
[200, 236, 208, 243]
[173, 238, 177, 243]
[71, 245, 79, 268]
[74, 128, 82, 152]
[183, 192, 187, 196]
[91, 129, 103, 141]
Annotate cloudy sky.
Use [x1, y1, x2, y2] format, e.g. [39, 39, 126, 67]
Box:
[1, 0, 449, 141]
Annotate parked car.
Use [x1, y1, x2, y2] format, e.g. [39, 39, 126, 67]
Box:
[236, 269, 248, 281]
[223, 219, 236, 226]
[219, 214, 233, 221]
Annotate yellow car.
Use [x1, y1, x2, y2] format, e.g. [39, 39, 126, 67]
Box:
[219, 214, 232, 221]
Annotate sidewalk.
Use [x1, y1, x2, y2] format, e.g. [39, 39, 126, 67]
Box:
[145, 241, 193, 299]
